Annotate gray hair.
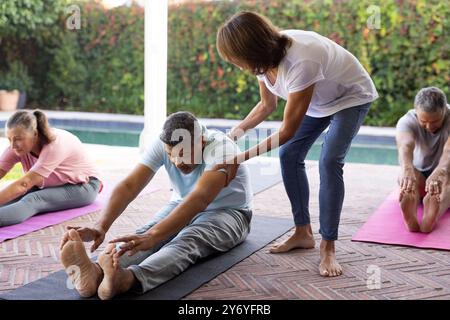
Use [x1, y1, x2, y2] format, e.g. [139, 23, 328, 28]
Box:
[414, 87, 448, 113]
[159, 111, 202, 147]
[6, 109, 55, 145]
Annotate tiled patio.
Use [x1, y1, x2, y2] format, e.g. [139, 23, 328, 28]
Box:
[1, 142, 449, 300]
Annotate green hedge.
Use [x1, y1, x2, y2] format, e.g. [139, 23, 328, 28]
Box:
[1, 0, 448, 126]
[0, 0, 144, 114]
[167, 0, 449, 126]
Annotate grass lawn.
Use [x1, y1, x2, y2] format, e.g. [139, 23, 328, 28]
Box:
[2, 163, 23, 181]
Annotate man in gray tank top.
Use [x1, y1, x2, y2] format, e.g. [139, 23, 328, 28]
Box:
[396, 86, 450, 233]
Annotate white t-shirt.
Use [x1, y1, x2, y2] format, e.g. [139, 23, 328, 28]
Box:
[140, 126, 253, 211]
[257, 30, 379, 118]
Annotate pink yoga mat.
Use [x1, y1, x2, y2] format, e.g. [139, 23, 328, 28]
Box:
[352, 190, 450, 250]
[0, 182, 159, 243]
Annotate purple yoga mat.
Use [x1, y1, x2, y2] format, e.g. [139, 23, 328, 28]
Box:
[0, 182, 159, 243]
[352, 190, 450, 250]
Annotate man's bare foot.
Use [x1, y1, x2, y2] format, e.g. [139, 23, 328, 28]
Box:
[421, 194, 440, 233]
[60, 229, 103, 297]
[270, 224, 315, 253]
[97, 244, 136, 300]
[400, 191, 420, 232]
[319, 240, 342, 277]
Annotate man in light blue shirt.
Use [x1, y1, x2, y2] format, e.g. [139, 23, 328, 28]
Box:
[59, 111, 253, 299]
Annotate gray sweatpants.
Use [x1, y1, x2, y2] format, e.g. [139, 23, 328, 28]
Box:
[116, 202, 252, 294]
[0, 177, 101, 227]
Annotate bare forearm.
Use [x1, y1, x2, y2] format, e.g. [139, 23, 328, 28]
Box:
[398, 144, 415, 170]
[233, 101, 273, 138]
[436, 146, 450, 172]
[237, 121, 298, 163]
[146, 194, 208, 243]
[96, 182, 141, 232]
[0, 182, 27, 206]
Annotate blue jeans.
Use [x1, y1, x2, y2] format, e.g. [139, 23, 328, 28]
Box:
[279, 103, 371, 241]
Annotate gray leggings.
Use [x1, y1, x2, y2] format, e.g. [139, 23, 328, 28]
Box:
[0, 177, 101, 227]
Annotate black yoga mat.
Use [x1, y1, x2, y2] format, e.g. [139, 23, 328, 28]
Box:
[0, 215, 292, 300]
[0, 159, 289, 300]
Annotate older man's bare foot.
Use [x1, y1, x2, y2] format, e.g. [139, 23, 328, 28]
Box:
[60, 229, 103, 297]
[400, 191, 420, 232]
[421, 194, 440, 233]
[270, 224, 315, 253]
[97, 244, 136, 300]
[319, 240, 342, 277]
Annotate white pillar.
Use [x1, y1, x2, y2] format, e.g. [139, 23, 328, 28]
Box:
[139, 0, 168, 152]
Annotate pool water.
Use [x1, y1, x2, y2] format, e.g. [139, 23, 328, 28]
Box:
[65, 127, 399, 166]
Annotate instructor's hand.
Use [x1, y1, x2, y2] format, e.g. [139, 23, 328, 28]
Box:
[213, 162, 240, 187]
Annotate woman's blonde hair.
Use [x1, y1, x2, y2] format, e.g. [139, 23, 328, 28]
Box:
[6, 109, 56, 145]
[216, 11, 292, 75]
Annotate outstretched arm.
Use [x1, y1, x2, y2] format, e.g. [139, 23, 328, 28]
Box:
[61, 163, 156, 252]
[427, 137, 450, 196]
[111, 169, 227, 256]
[396, 131, 417, 199]
[229, 80, 278, 141]
[96, 164, 155, 232]
[215, 84, 315, 186]
[0, 171, 43, 206]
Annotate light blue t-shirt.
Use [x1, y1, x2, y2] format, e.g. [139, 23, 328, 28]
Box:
[140, 126, 253, 211]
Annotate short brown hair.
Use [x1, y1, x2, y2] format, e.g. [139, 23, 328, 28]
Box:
[216, 11, 292, 75]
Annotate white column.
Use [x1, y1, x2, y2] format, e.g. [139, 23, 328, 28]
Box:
[139, 0, 168, 152]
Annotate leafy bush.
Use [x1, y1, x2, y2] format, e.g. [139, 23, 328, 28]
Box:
[167, 0, 450, 126]
[0, 61, 34, 92]
[1, 0, 448, 126]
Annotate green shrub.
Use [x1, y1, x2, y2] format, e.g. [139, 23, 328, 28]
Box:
[167, 0, 449, 126]
[1, 0, 448, 127]
[0, 61, 34, 92]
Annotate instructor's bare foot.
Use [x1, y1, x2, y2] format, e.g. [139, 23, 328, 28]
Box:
[421, 194, 440, 233]
[270, 224, 315, 253]
[97, 244, 136, 300]
[400, 191, 420, 232]
[319, 240, 342, 277]
[60, 229, 103, 297]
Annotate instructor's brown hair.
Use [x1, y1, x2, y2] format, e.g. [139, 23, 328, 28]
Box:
[216, 11, 292, 75]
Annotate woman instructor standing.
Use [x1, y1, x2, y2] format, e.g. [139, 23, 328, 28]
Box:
[215, 11, 378, 277]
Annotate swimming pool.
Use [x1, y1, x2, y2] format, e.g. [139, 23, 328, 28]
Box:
[63, 127, 399, 166]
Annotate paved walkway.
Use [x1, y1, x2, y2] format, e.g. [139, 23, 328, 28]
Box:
[0, 142, 449, 300]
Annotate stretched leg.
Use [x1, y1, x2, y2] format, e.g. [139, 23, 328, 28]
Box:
[0, 178, 100, 227]
[398, 169, 425, 232]
[422, 181, 450, 233]
[271, 115, 330, 253]
[97, 209, 251, 299]
[93, 202, 189, 300]
[97, 244, 137, 300]
[60, 229, 103, 297]
[318, 103, 370, 277]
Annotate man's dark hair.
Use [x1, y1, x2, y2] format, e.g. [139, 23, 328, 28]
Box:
[159, 111, 202, 147]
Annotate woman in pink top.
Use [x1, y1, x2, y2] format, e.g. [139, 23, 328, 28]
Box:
[0, 110, 102, 226]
